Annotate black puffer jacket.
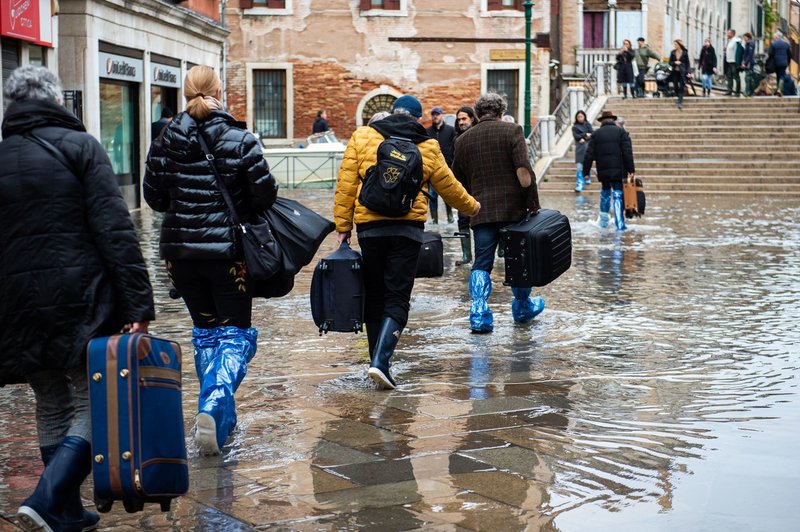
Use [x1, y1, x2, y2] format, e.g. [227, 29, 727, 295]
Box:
[582, 122, 635, 183]
[0, 99, 155, 385]
[144, 110, 277, 260]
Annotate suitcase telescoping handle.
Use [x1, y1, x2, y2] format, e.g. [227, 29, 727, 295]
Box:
[440, 232, 469, 240]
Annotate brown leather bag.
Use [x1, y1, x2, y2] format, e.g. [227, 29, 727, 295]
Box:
[623, 176, 645, 218]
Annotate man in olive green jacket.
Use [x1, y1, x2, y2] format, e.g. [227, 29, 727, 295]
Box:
[634, 37, 661, 97]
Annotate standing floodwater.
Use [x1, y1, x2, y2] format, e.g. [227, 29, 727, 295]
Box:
[1, 190, 798, 531]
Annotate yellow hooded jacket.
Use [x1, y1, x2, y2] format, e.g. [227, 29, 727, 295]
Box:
[334, 120, 477, 233]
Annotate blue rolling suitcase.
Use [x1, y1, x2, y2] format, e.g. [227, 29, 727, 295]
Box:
[87, 334, 188, 513]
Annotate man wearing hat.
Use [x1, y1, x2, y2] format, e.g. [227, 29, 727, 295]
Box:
[582, 110, 635, 230]
[334, 95, 480, 389]
[426, 106, 457, 224]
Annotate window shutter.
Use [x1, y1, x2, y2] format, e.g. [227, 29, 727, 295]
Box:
[269, 0, 286, 7]
[487, 0, 503, 11]
[240, 0, 253, 8]
[360, 0, 372, 10]
[384, 0, 401, 9]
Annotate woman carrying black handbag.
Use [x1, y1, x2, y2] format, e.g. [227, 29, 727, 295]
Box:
[144, 66, 278, 456]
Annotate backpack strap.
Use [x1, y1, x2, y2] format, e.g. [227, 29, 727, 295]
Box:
[24, 131, 82, 180]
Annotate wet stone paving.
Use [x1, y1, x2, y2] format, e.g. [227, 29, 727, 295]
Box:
[1, 189, 799, 531]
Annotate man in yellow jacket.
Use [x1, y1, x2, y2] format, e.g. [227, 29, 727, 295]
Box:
[334, 95, 481, 390]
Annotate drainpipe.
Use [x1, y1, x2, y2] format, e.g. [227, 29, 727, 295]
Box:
[220, 0, 227, 108]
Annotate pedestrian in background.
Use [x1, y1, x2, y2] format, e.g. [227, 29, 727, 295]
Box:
[670, 39, 691, 110]
[144, 65, 278, 456]
[334, 95, 480, 389]
[313, 109, 329, 133]
[699, 38, 718, 97]
[724, 29, 743, 96]
[454, 105, 478, 265]
[452, 92, 545, 334]
[426, 106, 457, 224]
[582, 110, 635, 231]
[151, 106, 174, 143]
[768, 32, 792, 94]
[741, 33, 756, 96]
[634, 37, 661, 97]
[616, 39, 636, 99]
[572, 110, 593, 193]
[1, 66, 155, 532]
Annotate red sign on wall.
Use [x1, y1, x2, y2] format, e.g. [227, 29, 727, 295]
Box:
[1, 0, 54, 47]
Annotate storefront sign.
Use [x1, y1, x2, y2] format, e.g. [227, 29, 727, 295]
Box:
[151, 62, 182, 88]
[0, 0, 54, 47]
[99, 52, 143, 82]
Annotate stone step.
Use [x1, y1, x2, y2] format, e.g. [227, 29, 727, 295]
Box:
[538, 183, 800, 194]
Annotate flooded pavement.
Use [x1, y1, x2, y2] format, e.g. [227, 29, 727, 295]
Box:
[2, 189, 799, 531]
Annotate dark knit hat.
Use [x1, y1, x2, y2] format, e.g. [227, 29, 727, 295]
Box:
[392, 95, 423, 118]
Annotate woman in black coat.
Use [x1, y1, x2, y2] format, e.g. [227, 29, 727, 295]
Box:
[670, 39, 692, 109]
[0, 66, 154, 532]
[144, 65, 278, 456]
[616, 39, 636, 98]
[572, 110, 593, 192]
[698, 38, 717, 96]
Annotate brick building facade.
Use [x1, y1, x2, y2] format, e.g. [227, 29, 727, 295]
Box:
[225, 0, 552, 145]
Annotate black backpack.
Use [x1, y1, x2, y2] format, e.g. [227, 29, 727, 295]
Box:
[358, 136, 425, 217]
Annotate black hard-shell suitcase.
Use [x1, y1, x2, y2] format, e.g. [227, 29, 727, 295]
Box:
[310, 242, 365, 334]
[415, 231, 444, 278]
[500, 209, 572, 288]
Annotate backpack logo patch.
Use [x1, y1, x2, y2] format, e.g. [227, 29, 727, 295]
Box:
[389, 149, 407, 162]
[383, 166, 401, 183]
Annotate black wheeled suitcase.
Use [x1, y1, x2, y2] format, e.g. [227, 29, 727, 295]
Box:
[310, 242, 365, 334]
[415, 231, 444, 278]
[500, 209, 572, 288]
[87, 334, 188, 514]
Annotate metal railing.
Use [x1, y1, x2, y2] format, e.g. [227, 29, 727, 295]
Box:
[528, 62, 609, 164]
[576, 48, 617, 75]
[264, 151, 342, 189]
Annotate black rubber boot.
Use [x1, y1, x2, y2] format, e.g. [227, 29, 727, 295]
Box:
[458, 233, 472, 265]
[365, 321, 381, 359]
[40, 444, 99, 532]
[445, 205, 454, 224]
[367, 317, 401, 390]
[18, 436, 93, 532]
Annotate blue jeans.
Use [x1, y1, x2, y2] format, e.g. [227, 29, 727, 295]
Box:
[701, 73, 713, 92]
[472, 222, 506, 273]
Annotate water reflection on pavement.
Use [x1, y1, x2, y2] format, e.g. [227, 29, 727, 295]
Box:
[1, 190, 799, 531]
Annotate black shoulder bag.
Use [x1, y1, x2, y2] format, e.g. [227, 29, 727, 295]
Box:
[196, 132, 283, 281]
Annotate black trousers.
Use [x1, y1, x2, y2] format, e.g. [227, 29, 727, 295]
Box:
[168, 260, 253, 329]
[359, 236, 421, 329]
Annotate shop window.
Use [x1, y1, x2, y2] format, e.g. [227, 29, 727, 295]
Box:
[486, 69, 519, 119]
[253, 69, 287, 139]
[29, 45, 46, 67]
[486, 0, 524, 11]
[2, 38, 20, 96]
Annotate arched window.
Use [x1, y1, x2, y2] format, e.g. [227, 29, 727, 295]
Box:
[355, 86, 402, 127]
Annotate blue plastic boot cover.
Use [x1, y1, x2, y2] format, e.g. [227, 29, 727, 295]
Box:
[598, 188, 611, 228]
[192, 326, 221, 382]
[511, 287, 545, 324]
[469, 270, 494, 332]
[574, 170, 584, 192]
[198, 326, 258, 450]
[612, 189, 627, 231]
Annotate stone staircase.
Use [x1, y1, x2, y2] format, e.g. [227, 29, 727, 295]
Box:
[538, 97, 800, 195]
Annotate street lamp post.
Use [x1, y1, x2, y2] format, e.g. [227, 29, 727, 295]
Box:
[524, 1, 534, 137]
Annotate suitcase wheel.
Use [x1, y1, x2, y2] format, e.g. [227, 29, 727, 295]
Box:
[160, 500, 172, 512]
[123, 498, 145, 513]
[94, 497, 114, 514]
